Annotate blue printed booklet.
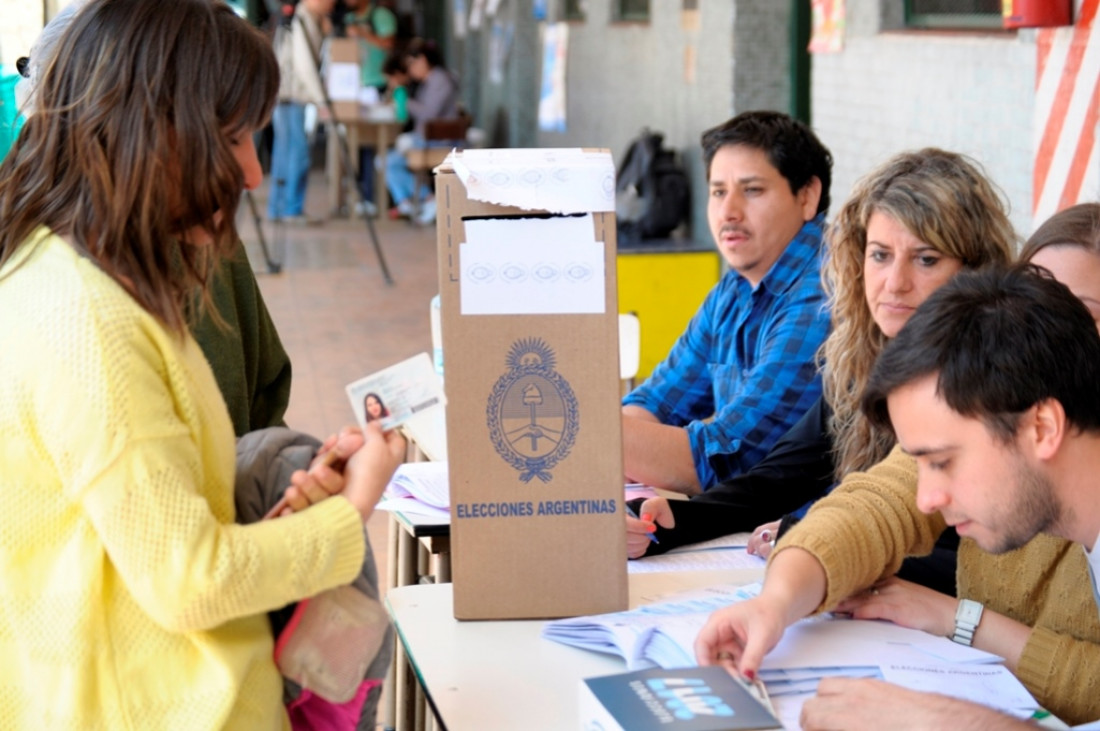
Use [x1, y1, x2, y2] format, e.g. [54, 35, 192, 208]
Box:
[580, 666, 781, 731]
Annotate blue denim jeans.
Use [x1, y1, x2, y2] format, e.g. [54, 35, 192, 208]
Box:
[385, 149, 416, 206]
[268, 102, 310, 219]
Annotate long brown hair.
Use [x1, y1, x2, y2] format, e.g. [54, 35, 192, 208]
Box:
[0, 0, 278, 333]
[822, 148, 1016, 478]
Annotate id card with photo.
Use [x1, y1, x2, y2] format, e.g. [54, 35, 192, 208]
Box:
[345, 352, 446, 431]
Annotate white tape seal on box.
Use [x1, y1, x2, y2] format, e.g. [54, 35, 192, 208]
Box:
[449, 148, 615, 214]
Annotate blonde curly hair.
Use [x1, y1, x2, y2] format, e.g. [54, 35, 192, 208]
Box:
[822, 148, 1016, 478]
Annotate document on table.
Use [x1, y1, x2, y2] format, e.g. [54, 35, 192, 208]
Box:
[880, 662, 1038, 712]
[628, 532, 762, 574]
[767, 662, 1042, 730]
[375, 461, 451, 519]
[542, 582, 762, 669]
[544, 580, 1040, 726]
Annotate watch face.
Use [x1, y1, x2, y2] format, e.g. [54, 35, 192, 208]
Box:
[957, 599, 983, 624]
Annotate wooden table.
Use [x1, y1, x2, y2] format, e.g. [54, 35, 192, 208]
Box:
[326, 112, 402, 215]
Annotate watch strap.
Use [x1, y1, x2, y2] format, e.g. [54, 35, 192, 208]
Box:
[951, 599, 984, 646]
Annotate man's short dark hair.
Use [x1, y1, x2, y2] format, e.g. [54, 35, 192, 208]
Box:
[700, 111, 833, 216]
[862, 263, 1100, 441]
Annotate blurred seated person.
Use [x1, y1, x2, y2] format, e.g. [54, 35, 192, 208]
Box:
[384, 38, 459, 226]
[383, 53, 411, 131]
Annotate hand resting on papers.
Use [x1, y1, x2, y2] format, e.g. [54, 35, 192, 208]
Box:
[799, 677, 1033, 731]
[831, 576, 956, 638]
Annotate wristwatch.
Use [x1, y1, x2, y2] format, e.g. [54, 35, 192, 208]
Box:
[951, 599, 985, 646]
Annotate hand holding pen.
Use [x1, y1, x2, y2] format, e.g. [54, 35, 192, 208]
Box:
[626, 497, 676, 559]
[625, 503, 660, 544]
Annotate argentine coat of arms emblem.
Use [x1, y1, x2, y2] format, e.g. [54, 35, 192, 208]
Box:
[486, 338, 579, 482]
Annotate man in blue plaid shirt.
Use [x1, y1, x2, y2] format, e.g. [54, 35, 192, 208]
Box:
[622, 111, 832, 494]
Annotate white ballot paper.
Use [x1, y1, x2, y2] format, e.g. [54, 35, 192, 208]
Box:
[375, 461, 451, 520]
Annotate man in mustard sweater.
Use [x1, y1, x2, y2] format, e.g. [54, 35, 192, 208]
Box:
[695, 264, 1100, 728]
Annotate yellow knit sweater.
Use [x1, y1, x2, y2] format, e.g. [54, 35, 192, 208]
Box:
[778, 443, 1100, 724]
[0, 231, 367, 729]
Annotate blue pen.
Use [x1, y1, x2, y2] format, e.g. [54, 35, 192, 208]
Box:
[624, 503, 660, 544]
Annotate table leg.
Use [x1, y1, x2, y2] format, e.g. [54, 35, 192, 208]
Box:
[384, 515, 402, 730]
[398, 524, 418, 588]
[327, 122, 341, 216]
[394, 639, 417, 731]
[417, 542, 430, 583]
[376, 124, 391, 212]
[434, 552, 451, 583]
[413, 678, 427, 731]
[347, 123, 360, 215]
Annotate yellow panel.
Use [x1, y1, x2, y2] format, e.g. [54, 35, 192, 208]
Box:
[617, 249, 721, 380]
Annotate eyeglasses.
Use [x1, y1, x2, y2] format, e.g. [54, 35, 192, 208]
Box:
[16, 56, 30, 79]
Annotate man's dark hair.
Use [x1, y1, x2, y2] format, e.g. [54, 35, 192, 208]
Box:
[700, 111, 833, 216]
[862, 263, 1100, 441]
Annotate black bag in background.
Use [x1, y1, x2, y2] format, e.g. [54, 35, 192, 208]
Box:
[615, 129, 691, 243]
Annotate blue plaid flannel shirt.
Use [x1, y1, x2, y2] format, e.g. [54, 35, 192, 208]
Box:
[622, 215, 830, 489]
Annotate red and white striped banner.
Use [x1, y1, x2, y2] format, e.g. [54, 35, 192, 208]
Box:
[1033, 0, 1100, 226]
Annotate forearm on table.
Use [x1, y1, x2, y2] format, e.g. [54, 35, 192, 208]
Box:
[763, 547, 828, 625]
[969, 609, 1031, 672]
[621, 415, 701, 494]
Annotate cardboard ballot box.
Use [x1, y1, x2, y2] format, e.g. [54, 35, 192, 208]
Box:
[435, 149, 628, 620]
[327, 38, 361, 120]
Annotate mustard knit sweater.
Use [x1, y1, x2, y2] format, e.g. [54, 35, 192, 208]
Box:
[0, 231, 366, 730]
[778, 444, 1100, 724]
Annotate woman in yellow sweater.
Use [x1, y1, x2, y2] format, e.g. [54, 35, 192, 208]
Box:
[694, 205, 1100, 725]
[0, 1, 403, 728]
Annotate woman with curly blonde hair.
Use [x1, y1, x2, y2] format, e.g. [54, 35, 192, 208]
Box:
[627, 149, 1014, 592]
[822, 148, 1016, 479]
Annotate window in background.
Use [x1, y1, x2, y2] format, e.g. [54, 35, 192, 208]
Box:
[615, 0, 650, 22]
[564, 0, 585, 21]
[905, 0, 1003, 29]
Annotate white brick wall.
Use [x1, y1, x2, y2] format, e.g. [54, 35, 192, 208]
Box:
[811, 0, 1036, 235]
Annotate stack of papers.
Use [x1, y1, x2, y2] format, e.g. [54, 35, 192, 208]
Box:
[375, 461, 450, 519]
[544, 582, 1044, 726]
[628, 533, 766, 574]
[543, 583, 762, 669]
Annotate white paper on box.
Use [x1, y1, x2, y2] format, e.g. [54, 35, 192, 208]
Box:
[450, 148, 615, 214]
[327, 62, 360, 101]
[459, 214, 606, 315]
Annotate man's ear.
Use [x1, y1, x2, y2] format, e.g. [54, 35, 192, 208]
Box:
[798, 176, 823, 222]
[1029, 398, 1068, 462]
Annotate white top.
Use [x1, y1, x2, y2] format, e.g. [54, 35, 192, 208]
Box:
[1086, 529, 1100, 623]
